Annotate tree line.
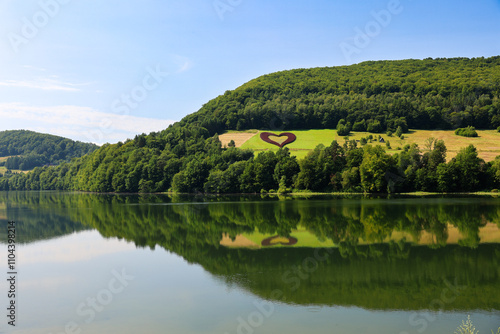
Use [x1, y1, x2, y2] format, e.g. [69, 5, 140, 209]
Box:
[3, 191, 499, 250]
[1, 123, 500, 194]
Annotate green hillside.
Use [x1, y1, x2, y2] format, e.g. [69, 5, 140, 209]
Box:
[0, 130, 98, 171]
[181, 57, 500, 134]
[1, 57, 500, 194]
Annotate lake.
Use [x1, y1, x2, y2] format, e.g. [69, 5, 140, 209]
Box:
[1, 192, 499, 334]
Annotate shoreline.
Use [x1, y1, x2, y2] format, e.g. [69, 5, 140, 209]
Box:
[1, 190, 500, 197]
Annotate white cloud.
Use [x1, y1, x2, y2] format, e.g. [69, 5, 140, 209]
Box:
[0, 102, 176, 144]
[0, 77, 82, 92]
[22, 65, 47, 72]
[19, 275, 77, 290]
[19, 230, 136, 266]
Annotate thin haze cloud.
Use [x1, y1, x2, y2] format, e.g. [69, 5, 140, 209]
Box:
[0, 78, 82, 92]
[0, 103, 175, 144]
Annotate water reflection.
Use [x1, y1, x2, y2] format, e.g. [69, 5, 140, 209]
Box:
[1, 192, 500, 311]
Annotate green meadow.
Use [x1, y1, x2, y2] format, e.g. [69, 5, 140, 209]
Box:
[240, 129, 338, 160]
[227, 129, 500, 162]
[0, 156, 33, 174]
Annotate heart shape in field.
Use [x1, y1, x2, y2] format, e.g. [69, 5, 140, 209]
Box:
[261, 235, 298, 247]
[260, 132, 297, 148]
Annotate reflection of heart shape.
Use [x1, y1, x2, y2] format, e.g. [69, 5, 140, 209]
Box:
[260, 132, 297, 148]
[261, 235, 298, 246]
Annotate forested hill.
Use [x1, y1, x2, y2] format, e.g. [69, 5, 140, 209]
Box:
[180, 57, 500, 134]
[0, 130, 98, 170]
[2, 57, 500, 194]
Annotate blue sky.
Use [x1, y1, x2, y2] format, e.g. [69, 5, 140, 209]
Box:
[0, 0, 499, 144]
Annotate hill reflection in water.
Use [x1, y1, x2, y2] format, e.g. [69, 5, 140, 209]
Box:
[1, 192, 499, 311]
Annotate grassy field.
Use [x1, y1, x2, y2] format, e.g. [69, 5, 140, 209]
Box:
[0, 156, 31, 174]
[0, 203, 5, 220]
[237, 129, 337, 160]
[0, 166, 29, 174]
[347, 129, 500, 161]
[219, 130, 259, 147]
[220, 129, 500, 162]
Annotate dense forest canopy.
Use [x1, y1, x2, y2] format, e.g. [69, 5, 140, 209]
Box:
[0, 130, 98, 170]
[181, 56, 500, 134]
[1, 57, 500, 193]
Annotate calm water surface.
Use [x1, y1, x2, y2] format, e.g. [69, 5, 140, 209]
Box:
[0, 192, 499, 334]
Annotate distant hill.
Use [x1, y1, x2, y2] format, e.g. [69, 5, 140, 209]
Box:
[181, 57, 500, 134]
[0, 130, 98, 170]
